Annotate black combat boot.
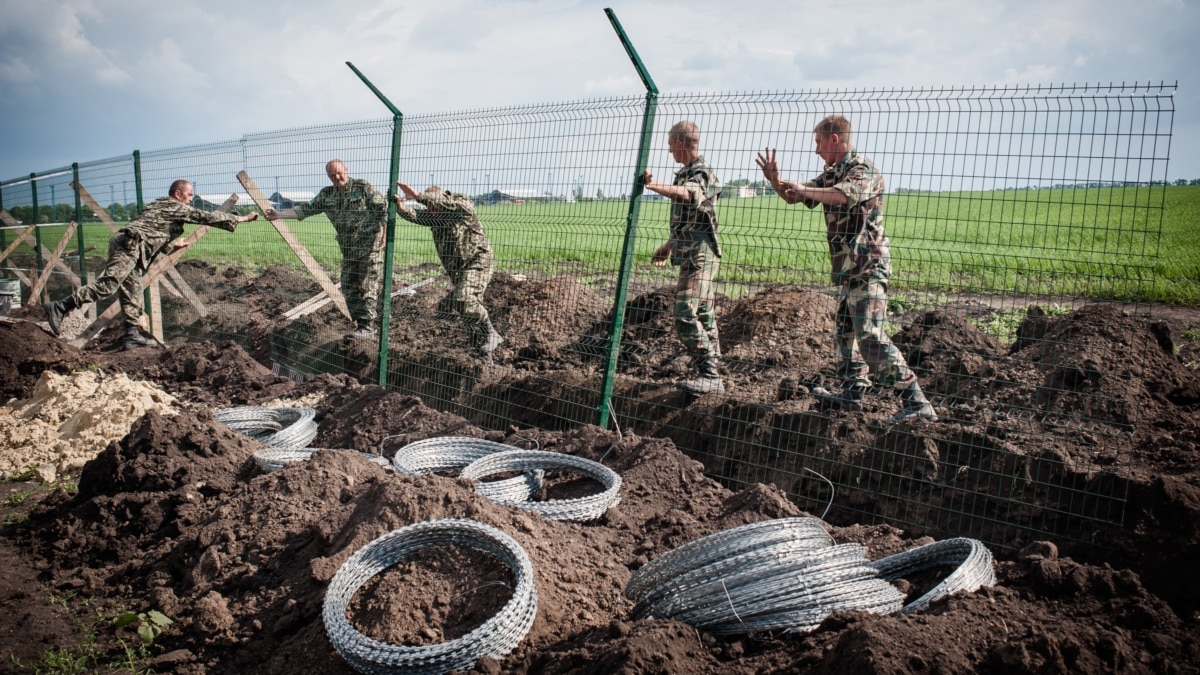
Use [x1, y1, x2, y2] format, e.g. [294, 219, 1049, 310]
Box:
[886, 382, 938, 423]
[44, 296, 79, 336]
[122, 324, 156, 350]
[676, 355, 725, 394]
[347, 323, 378, 340]
[810, 385, 865, 412]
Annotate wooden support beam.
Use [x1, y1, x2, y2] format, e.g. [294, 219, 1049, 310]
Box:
[3, 262, 32, 287]
[148, 281, 164, 342]
[28, 221, 78, 302]
[0, 212, 36, 265]
[236, 171, 351, 320]
[69, 194, 239, 348]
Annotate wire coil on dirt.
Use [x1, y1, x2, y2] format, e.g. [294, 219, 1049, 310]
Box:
[630, 539, 903, 633]
[214, 406, 318, 451]
[625, 517, 834, 603]
[391, 437, 543, 503]
[460, 449, 622, 522]
[252, 448, 392, 473]
[870, 537, 996, 613]
[625, 518, 997, 634]
[323, 519, 537, 675]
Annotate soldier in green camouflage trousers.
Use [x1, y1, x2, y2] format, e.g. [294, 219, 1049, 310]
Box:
[265, 160, 386, 338]
[393, 182, 503, 356]
[757, 115, 936, 423]
[645, 121, 725, 394]
[43, 180, 257, 349]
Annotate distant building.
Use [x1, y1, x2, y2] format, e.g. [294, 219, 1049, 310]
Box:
[270, 191, 316, 209]
[193, 193, 255, 211]
[734, 185, 760, 198]
[487, 188, 547, 204]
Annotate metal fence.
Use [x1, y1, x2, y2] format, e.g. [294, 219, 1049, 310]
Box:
[0, 79, 1176, 553]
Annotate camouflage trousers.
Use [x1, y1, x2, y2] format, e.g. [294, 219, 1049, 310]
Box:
[339, 232, 385, 328]
[673, 239, 721, 359]
[70, 230, 155, 326]
[447, 250, 494, 347]
[834, 278, 916, 391]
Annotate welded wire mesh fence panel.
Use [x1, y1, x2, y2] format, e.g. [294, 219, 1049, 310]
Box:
[604, 83, 1174, 550]
[1, 163, 101, 310]
[0, 81, 1180, 554]
[137, 120, 394, 370]
[381, 97, 646, 427]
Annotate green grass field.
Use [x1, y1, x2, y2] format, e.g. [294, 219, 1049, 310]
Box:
[11, 184, 1199, 304]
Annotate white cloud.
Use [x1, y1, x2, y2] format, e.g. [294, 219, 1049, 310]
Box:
[0, 57, 34, 83]
[0, 0, 1196, 180]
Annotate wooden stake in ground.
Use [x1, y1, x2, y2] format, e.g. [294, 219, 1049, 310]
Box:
[0, 212, 36, 266]
[28, 220, 79, 302]
[236, 171, 351, 320]
[69, 194, 240, 348]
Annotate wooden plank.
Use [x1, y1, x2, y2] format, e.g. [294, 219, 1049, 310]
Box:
[28, 221, 78, 302]
[0, 212, 36, 265]
[164, 267, 207, 317]
[148, 281, 164, 342]
[237, 171, 351, 320]
[38, 244, 83, 289]
[282, 287, 336, 319]
[68, 194, 239, 348]
[3, 262, 32, 286]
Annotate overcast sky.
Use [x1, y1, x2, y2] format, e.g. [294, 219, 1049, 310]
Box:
[1, 0, 1196, 186]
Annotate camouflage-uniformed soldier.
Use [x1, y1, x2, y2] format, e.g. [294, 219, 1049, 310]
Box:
[756, 115, 937, 423]
[644, 121, 725, 394]
[392, 182, 503, 356]
[43, 180, 257, 349]
[265, 160, 386, 339]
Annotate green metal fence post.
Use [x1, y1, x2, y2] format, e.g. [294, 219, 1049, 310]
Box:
[597, 8, 659, 428]
[30, 173, 46, 302]
[346, 62, 403, 387]
[72, 163, 87, 282]
[134, 150, 149, 324]
[0, 182, 7, 270]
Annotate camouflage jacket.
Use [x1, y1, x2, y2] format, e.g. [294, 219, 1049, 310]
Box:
[669, 156, 722, 258]
[396, 190, 492, 272]
[123, 196, 240, 258]
[295, 178, 387, 240]
[801, 149, 891, 284]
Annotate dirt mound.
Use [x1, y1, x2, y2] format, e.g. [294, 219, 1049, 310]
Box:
[1, 335, 1198, 673]
[139, 341, 298, 407]
[1013, 304, 1200, 430]
[5, 263, 1200, 673]
[0, 319, 89, 402]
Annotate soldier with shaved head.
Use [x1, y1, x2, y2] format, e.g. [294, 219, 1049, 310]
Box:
[265, 159, 388, 340]
[757, 115, 936, 423]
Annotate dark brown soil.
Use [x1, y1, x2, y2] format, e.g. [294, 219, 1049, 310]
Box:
[2, 261, 1200, 674]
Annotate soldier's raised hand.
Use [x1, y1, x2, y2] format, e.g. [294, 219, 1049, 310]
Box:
[756, 147, 781, 186]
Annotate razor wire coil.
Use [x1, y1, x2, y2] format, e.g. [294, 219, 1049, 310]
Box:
[625, 518, 993, 635]
[323, 519, 537, 675]
[460, 449, 622, 522]
[625, 517, 832, 602]
[391, 436, 543, 503]
[869, 537, 996, 613]
[215, 406, 318, 451]
[252, 448, 392, 473]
